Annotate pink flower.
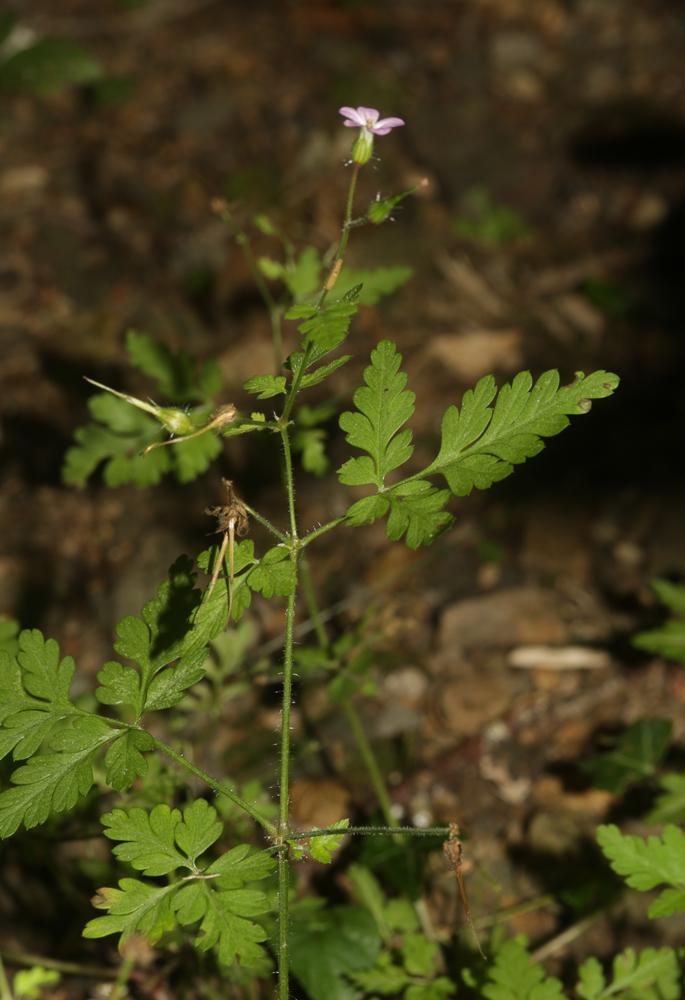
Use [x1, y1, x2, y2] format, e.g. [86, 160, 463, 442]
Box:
[338, 106, 405, 136]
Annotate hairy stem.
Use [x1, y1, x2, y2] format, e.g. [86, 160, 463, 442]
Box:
[281, 162, 361, 423]
[289, 825, 451, 840]
[241, 502, 289, 543]
[151, 737, 277, 837]
[235, 231, 284, 372]
[278, 588, 298, 1000]
[300, 517, 345, 549]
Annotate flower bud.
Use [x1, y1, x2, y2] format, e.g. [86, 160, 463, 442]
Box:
[158, 407, 196, 436]
[351, 129, 374, 165]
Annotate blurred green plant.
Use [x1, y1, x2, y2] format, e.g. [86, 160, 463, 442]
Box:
[454, 185, 531, 247]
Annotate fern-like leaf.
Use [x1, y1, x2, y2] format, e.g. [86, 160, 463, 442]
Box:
[577, 947, 681, 1000]
[482, 938, 565, 1000]
[425, 369, 619, 496]
[338, 340, 415, 489]
[0, 716, 114, 837]
[597, 824, 685, 918]
[85, 802, 275, 969]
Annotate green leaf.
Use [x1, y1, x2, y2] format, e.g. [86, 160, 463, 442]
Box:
[300, 354, 352, 390]
[647, 774, 685, 825]
[102, 804, 186, 875]
[582, 719, 672, 795]
[13, 966, 61, 1000]
[0, 716, 114, 837]
[243, 374, 287, 399]
[651, 579, 685, 616]
[63, 334, 223, 488]
[288, 901, 382, 1000]
[482, 938, 565, 1000]
[173, 429, 222, 483]
[338, 340, 415, 489]
[174, 881, 271, 968]
[102, 800, 224, 874]
[104, 730, 154, 791]
[285, 246, 322, 300]
[347, 864, 393, 940]
[0, 37, 102, 96]
[344, 493, 390, 527]
[334, 265, 413, 305]
[0, 630, 81, 762]
[406, 980, 456, 1000]
[87, 806, 275, 968]
[293, 427, 328, 476]
[287, 293, 359, 369]
[577, 947, 681, 1000]
[633, 622, 685, 665]
[367, 188, 417, 225]
[126, 330, 218, 403]
[83, 878, 177, 944]
[101, 557, 205, 717]
[454, 186, 531, 247]
[402, 933, 440, 977]
[206, 842, 276, 888]
[175, 799, 224, 863]
[597, 824, 685, 917]
[577, 957, 606, 1000]
[247, 546, 295, 598]
[0, 617, 20, 657]
[350, 951, 409, 994]
[426, 369, 620, 497]
[307, 819, 350, 864]
[385, 481, 453, 549]
[256, 256, 285, 281]
[95, 660, 142, 715]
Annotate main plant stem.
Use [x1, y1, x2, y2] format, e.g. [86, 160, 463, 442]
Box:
[275, 158, 361, 998]
[277, 422, 299, 1000]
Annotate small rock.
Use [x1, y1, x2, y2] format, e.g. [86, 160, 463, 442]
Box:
[382, 667, 428, 709]
[428, 330, 523, 382]
[290, 779, 350, 832]
[439, 587, 568, 654]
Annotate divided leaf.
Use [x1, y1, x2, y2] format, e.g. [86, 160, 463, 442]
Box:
[482, 938, 565, 1000]
[633, 581, 685, 665]
[647, 774, 685, 826]
[582, 719, 672, 795]
[425, 369, 619, 497]
[97, 557, 206, 717]
[246, 546, 296, 599]
[385, 482, 453, 550]
[338, 340, 415, 489]
[0, 716, 114, 838]
[288, 901, 382, 1000]
[84, 879, 177, 945]
[63, 332, 224, 488]
[174, 881, 271, 968]
[597, 824, 685, 917]
[333, 266, 413, 305]
[577, 947, 681, 1000]
[86, 802, 275, 970]
[0, 630, 79, 762]
[104, 730, 155, 791]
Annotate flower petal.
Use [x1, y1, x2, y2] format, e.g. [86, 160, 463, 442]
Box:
[339, 106, 365, 126]
[372, 117, 405, 135]
[357, 106, 380, 124]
